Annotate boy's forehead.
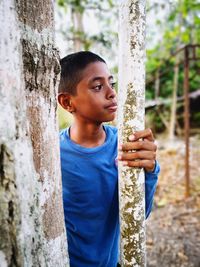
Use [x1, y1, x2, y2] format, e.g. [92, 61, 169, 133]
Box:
[81, 61, 112, 81]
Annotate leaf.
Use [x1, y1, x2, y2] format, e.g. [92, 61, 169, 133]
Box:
[157, 198, 168, 207]
[57, 0, 65, 6]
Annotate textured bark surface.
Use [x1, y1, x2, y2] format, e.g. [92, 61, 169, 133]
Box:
[118, 1, 146, 266]
[0, 0, 69, 266]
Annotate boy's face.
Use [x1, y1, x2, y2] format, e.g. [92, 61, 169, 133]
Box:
[70, 61, 117, 124]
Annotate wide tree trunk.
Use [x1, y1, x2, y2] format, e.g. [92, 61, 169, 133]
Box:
[0, 1, 69, 266]
[118, 0, 146, 266]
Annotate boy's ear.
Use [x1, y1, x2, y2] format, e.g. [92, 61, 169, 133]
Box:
[57, 93, 75, 113]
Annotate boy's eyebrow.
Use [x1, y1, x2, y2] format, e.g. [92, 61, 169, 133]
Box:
[88, 75, 114, 83]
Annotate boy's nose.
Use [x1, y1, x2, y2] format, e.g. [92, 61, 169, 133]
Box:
[106, 85, 116, 99]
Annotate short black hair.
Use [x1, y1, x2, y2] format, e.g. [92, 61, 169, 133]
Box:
[59, 51, 106, 95]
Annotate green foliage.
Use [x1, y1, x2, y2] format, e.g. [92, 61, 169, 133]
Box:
[145, 0, 200, 132]
[56, 0, 200, 131]
[146, 0, 200, 94]
[193, 112, 200, 124]
[145, 109, 166, 133]
[146, 47, 161, 73]
[57, 105, 74, 130]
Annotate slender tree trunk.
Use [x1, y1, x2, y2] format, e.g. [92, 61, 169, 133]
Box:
[183, 46, 190, 198]
[169, 56, 179, 140]
[169, 0, 182, 140]
[72, 8, 84, 52]
[118, 1, 146, 266]
[155, 69, 160, 100]
[0, 1, 69, 266]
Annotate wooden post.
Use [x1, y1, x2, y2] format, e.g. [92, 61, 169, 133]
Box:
[184, 46, 190, 198]
[118, 0, 146, 266]
[169, 55, 179, 140]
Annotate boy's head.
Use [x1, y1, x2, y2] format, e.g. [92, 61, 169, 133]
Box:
[58, 51, 117, 124]
[59, 51, 106, 96]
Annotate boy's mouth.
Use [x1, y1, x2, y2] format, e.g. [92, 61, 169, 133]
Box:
[104, 102, 118, 112]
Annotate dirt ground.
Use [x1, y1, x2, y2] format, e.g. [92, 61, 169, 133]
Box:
[146, 134, 200, 267]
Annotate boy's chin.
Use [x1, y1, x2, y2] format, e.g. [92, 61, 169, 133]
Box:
[103, 115, 116, 123]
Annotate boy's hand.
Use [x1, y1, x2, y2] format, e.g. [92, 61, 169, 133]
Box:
[118, 128, 157, 172]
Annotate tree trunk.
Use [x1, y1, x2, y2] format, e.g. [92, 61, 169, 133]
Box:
[0, 1, 69, 266]
[169, 1, 182, 141]
[72, 8, 84, 52]
[155, 69, 160, 100]
[118, 1, 146, 266]
[169, 56, 179, 140]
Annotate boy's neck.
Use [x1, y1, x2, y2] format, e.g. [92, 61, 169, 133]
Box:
[69, 121, 106, 148]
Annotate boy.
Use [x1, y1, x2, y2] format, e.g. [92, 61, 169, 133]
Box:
[58, 51, 159, 267]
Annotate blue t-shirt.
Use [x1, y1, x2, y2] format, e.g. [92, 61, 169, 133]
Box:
[60, 125, 159, 267]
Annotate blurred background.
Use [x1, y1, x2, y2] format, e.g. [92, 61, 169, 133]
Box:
[55, 1, 200, 266]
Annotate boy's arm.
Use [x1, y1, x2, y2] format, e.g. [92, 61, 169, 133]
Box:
[118, 128, 160, 218]
[145, 161, 160, 218]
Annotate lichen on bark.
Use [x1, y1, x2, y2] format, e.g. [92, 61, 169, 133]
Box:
[122, 83, 137, 142]
[21, 39, 60, 96]
[15, 0, 54, 32]
[42, 191, 64, 240]
[0, 144, 22, 267]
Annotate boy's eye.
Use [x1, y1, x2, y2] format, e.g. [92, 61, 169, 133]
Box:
[92, 84, 103, 91]
[110, 82, 116, 89]
[91, 82, 116, 91]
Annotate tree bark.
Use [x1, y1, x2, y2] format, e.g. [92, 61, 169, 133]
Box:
[118, 1, 146, 266]
[0, 0, 69, 266]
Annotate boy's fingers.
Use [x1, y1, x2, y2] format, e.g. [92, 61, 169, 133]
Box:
[123, 159, 155, 170]
[129, 128, 154, 142]
[118, 150, 156, 161]
[119, 141, 157, 152]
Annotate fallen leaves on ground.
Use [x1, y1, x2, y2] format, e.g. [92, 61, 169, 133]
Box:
[146, 134, 200, 267]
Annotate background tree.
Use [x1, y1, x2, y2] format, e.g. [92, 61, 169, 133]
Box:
[118, 0, 146, 266]
[56, 0, 117, 57]
[0, 1, 69, 266]
[145, 0, 200, 133]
